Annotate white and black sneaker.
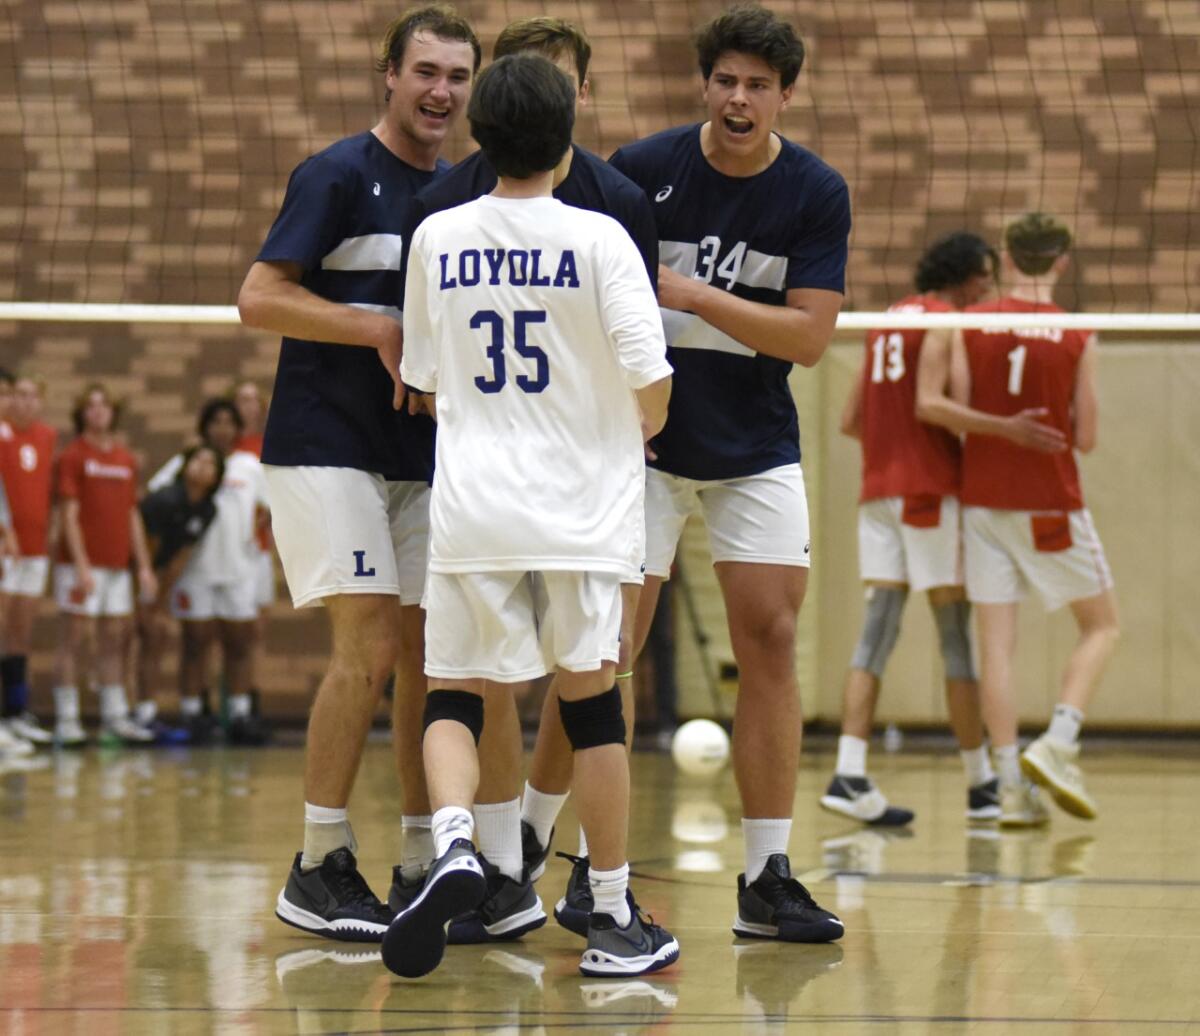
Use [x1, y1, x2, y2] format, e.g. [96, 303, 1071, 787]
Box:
[275, 847, 394, 943]
[967, 778, 1002, 822]
[521, 821, 552, 882]
[381, 838, 486, 978]
[7, 712, 53, 746]
[733, 854, 845, 943]
[579, 900, 679, 978]
[820, 774, 914, 826]
[447, 857, 546, 944]
[553, 851, 593, 937]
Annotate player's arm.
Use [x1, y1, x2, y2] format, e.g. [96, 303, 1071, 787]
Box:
[129, 504, 157, 603]
[636, 375, 672, 442]
[399, 228, 438, 411]
[0, 476, 15, 560]
[915, 328, 1068, 452]
[839, 364, 865, 439]
[60, 498, 93, 595]
[1071, 334, 1099, 453]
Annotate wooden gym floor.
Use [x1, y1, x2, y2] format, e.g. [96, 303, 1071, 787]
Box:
[1, 740, 1198, 1033]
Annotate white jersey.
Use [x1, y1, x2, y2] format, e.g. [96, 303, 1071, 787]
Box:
[149, 449, 268, 585]
[402, 194, 671, 576]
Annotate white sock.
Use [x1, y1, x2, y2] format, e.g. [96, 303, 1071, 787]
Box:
[588, 863, 631, 927]
[577, 826, 589, 859]
[228, 692, 252, 719]
[179, 695, 203, 718]
[960, 746, 995, 787]
[400, 815, 433, 878]
[994, 743, 1021, 786]
[54, 685, 80, 721]
[742, 818, 792, 883]
[99, 684, 129, 723]
[134, 700, 157, 726]
[475, 799, 523, 881]
[431, 805, 474, 858]
[302, 803, 355, 871]
[520, 781, 567, 849]
[836, 734, 868, 777]
[1047, 704, 1083, 747]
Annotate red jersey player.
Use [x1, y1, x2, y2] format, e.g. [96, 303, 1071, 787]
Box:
[917, 213, 1118, 827]
[0, 374, 59, 746]
[822, 233, 1001, 826]
[52, 383, 158, 746]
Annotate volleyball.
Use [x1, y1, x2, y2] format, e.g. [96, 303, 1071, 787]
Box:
[671, 719, 731, 777]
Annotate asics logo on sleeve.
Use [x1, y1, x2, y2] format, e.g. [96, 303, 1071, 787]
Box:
[655, 186, 673, 203]
[373, 182, 381, 196]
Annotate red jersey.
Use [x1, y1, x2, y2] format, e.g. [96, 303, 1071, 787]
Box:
[0, 421, 57, 555]
[56, 437, 138, 568]
[960, 297, 1087, 511]
[859, 295, 961, 502]
[235, 432, 263, 457]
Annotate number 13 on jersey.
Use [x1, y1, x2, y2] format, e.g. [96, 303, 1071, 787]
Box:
[472, 309, 549, 394]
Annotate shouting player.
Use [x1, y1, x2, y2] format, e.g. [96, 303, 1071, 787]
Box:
[384, 53, 677, 979]
[612, 4, 847, 942]
[238, 6, 480, 940]
[917, 212, 1117, 826]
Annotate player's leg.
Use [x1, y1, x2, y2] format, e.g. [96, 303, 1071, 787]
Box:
[178, 616, 218, 739]
[1020, 511, 1118, 819]
[701, 464, 842, 943]
[94, 570, 152, 745]
[217, 615, 266, 744]
[49, 565, 91, 748]
[1, 562, 53, 744]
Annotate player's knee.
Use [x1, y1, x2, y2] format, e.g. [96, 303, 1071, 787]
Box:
[423, 688, 484, 744]
[736, 607, 797, 661]
[933, 598, 976, 682]
[851, 586, 907, 677]
[557, 684, 625, 751]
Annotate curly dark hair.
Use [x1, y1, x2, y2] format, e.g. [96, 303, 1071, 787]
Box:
[695, 4, 805, 88]
[914, 232, 997, 293]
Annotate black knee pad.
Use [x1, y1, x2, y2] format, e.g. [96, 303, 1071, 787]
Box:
[423, 689, 484, 744]
[558, 685, 625, 751]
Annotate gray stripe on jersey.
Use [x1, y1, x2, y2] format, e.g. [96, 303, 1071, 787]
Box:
[661, 309, 755, 358]
[660, 240, 787, 292]
[347, 302, 403, 323]
[321, 233, 405, 272]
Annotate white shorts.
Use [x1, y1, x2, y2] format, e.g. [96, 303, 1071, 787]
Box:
[254, 550, 275, 608]
[424, 570, 622, 683]
[264, 465, 430, 608]
[54, 564, 133, 618]
[170, 576, 259, 622]
[858, 496, 962, 593]
[2, 555, 50, 597]
[644, 463, 811, 578]
[963, 507, 1114, 612]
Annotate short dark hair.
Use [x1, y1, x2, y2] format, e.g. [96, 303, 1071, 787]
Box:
[695, 4, 805, 89]
[468, 54, 575, 179]
[197, 397, 243, 438]
[177, 443, 226, 500]
[1006, 212, 1072, 275]
[72, 382, 121, 435]
[375, 4, 481, 85]
[493, 17, 592, 87]
[914, 232, 998, 293]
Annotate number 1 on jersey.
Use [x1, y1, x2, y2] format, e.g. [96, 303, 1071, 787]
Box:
[1006, 344, 1027, 396]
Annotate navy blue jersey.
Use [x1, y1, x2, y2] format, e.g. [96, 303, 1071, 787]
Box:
[610, 123, 851, 481]
[257, 131, 444, 481]
[402, 144, 658, 292]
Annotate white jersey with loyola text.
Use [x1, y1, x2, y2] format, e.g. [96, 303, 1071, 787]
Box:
[402, 194, 671, 577]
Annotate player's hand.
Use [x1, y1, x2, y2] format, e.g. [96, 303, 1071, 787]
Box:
[1005, 408, 1069, 452]
[75, 564, 96, 599]
[0, 524, 16, 561]
[409, 392, 437, 422]
[656, 264, 698, 312]
[138, 566, 158, 605]
[375, 322, 406, 411]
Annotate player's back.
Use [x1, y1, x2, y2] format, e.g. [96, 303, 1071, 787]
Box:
[404, 195, 668, 576]
[960, 296, 1087, 511]
[859, 295, 960, 502]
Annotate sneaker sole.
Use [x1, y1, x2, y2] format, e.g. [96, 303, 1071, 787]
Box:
[819, 795, 914, 827]
[732, 913, 845, 943]
[382, 858, 486, 978]
[553, 897, 591, 939]
[579, 937, 680, 977]
[447, 898, 547, 945]
[1020, 753, 1097, 820]
[274, 889, 389, 943]
[998, 812, 1049, 829]
[966, 805, 1002, 822]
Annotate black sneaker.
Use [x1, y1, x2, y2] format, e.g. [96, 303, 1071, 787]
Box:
[183, 712, 220, 745]
[228, 714, 271, 746]
[521, 821, 552, 881]
[819, 774, 914, 826]
[447, 857, 546, 944]
[275, 847, 394, 942]
[381, 838, 486, 978]
[732, 854, 845, 943]
[386, 864, 425, 914]
[552, 852, 592, 937]
[967, 777, 1002, 822]
[579, 899, 680, 977]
